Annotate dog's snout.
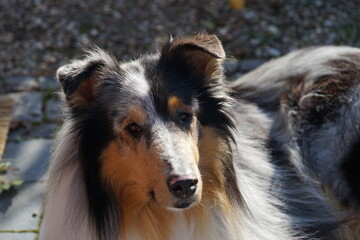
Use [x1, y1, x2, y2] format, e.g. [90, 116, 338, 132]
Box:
[167, 175, 198, 199]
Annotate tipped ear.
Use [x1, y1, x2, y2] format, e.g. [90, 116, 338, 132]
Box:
[57, 50, 116, 107]
[57, 60, 103, 99]
[161, 33, 225, 79]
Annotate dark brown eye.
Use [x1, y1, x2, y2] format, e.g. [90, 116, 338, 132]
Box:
[178, 112, 192, 123]
[126, 123, 142, 138]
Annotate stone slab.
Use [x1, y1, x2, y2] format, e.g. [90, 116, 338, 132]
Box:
[7, 127, 26, 142]
[29, 124, 58, 138]
[0, 81, 6, 94]
[5, 76, 39, 92]
[9, 92, 43, 128]
[0, 182, 45, 231]
[45, 99, 64, 122]
[2, 139, 53, 182]
[38, 76, 59, 90]
[0, 233, 36, 240]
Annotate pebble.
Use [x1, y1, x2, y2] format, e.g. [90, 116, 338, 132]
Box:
[266, 47, 281, 57]
[267, 25, 280, 36]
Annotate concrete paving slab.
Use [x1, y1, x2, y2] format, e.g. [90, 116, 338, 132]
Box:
[0, 233, 36, 240]
[9, 92, 43, 128]
[0, 182, 45, 231]
[2, 139, 53, 182]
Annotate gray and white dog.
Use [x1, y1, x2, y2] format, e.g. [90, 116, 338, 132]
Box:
[40, 34, 360, 240]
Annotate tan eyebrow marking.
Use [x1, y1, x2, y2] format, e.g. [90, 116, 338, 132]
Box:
[168, 96, 192, 118]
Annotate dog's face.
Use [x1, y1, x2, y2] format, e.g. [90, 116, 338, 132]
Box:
[57, 34, 229, 211]
[102, 95, 201, 210]
[99, 66, 203, 210]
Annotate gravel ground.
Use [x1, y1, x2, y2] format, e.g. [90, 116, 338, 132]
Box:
[0, 0, 359, 80]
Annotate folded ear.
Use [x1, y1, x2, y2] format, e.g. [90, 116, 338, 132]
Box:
[57, 50, 117, 107]
[161, 33, 226, 79]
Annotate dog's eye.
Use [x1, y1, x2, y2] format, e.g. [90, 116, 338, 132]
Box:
[178, 112, 192, 123]
[126, 123, 142, 138]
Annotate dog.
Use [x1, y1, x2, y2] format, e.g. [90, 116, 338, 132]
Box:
[40, 33, 360, 240]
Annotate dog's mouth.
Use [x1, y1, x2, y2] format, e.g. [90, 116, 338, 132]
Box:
[148, 190, 196, 210]
[173, 201, 193, 209]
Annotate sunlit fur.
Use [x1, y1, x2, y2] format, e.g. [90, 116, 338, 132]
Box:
[41, 34, 360, 240]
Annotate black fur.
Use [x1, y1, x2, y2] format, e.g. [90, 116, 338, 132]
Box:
[341, 139, 360, 205]
[72, 106, 119, 240]
[156, 45, 236, 140]
[59, 63, 120, 239]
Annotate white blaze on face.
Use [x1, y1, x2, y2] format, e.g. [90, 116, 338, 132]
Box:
[121, 61, 150, 98]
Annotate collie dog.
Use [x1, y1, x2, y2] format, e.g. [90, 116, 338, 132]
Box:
[40, 34, 360, 240]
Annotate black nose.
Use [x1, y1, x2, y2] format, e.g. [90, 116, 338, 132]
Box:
[167, 176, 198, 199]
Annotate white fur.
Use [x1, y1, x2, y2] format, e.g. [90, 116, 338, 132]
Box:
[231, 46, 360, 104]
[40, 122, 96, 240]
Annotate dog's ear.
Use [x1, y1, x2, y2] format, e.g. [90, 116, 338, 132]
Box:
[57, 50, 116, 107]
[161, 33, 225, 79]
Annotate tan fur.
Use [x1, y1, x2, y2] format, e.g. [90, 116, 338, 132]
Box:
[67, 72, 101, 108]
[117, 107, 148, 148]
[168, 96, 200, 156]
[322, 186, 360, 240]
[194, 126, 237, 230]
[342, 216, 360, 240]
[168, 96, 192, 117]
[168, 33, 225, 59]
[101, 122, 235, 239]
[101, 141, 174, 240]
[182, 50, 223, 79]
[164, 34, 225, 80]
[177, 126, 238, 239]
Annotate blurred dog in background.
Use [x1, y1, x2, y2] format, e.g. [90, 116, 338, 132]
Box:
[40, 33, 360, 240]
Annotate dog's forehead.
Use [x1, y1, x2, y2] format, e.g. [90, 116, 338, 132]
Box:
[115, 54, 196, 116]
[108, 59, 154, 117]
[120, 60, 151, 97]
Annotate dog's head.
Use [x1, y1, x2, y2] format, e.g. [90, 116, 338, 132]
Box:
[57, 34, 234, 216]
